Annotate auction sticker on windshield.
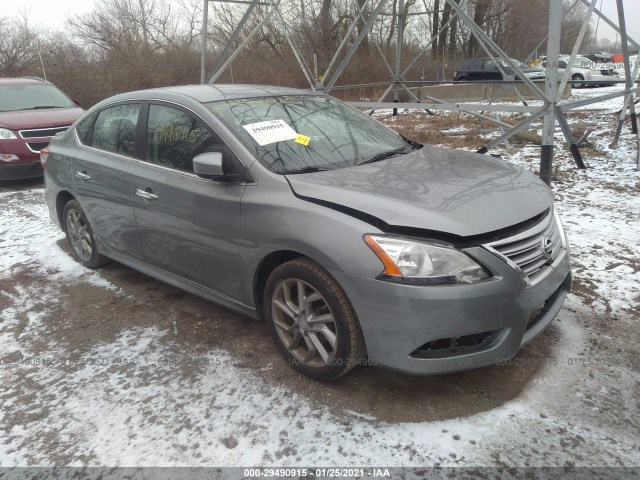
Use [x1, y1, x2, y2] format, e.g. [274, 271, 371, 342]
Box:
[243, 119, 297, 146]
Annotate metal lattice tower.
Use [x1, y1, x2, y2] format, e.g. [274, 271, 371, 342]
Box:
[200, 0, 640, 180]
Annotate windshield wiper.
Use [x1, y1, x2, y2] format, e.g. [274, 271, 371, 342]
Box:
[357, 147, 409, 166]
[280, 166, 333, 174]
[28, 106, 65, 110]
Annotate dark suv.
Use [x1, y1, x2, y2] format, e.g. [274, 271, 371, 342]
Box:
[454, 58, 545, 81]
[0, 77, 84, 181]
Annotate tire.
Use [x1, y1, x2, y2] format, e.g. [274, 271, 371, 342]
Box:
[572, 74, 585, 88]
[62, 199, 110, 268]
[264, 258, 365, 381]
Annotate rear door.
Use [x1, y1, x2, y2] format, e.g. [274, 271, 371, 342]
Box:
[72, 102, 143, 258]
[130, 102, 248, 299]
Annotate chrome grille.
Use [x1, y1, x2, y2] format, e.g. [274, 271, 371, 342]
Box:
[484, 211, 564, 287]
[19, 125, 70, 139]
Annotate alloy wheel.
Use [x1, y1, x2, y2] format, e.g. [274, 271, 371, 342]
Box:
[271, 278, 338, 368]
[66, 209, 92, 262]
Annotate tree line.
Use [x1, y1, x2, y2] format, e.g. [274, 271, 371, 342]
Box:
[0, 0, 599, 107]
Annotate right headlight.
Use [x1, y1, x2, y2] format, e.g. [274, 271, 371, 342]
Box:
[553, 208, 570, 257]
[364, 234, 490, 285]
[0, 128, 17, 140]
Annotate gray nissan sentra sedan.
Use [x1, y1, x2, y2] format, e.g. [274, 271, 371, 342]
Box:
[43, 84, 571, 381]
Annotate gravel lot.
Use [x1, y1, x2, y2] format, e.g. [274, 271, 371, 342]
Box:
[1, 87, 639, 472]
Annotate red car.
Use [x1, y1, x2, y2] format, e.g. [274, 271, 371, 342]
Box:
[0, 77, 84, 181]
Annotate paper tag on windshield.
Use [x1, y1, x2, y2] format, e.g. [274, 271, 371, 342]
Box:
[243, 120, 297, 146]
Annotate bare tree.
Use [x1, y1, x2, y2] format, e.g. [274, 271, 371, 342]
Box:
[0, 12, 43, 76]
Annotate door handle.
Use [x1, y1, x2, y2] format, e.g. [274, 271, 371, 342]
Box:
[75, 171, 91, 180]
[136, 188, 159, 201]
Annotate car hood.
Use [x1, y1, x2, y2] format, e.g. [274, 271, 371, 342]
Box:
[0, 107, 84, 130]
[286, 146, 553, 238]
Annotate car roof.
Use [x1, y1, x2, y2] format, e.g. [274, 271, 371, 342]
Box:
[559, 55, 590, 61]
[462, 58, 510, 62]
[0, 77, 50, 86]
[460, 58, 517, 65]
[106, 84, 317, 105]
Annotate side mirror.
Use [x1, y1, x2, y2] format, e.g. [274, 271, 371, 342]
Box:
[193, 152, 224, 178]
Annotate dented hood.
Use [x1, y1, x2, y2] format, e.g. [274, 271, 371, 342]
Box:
[286, 145, 553, 238]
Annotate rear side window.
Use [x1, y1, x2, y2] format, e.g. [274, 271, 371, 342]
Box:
[146, 104, 223, 173]
[91, 103, 140, 157]
[75, 113, 97, 145]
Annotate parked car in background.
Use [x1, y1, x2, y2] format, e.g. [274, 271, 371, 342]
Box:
[543, 55, 619, 87]
[617, 54, 639, 81]
[0, 77, 83, 181]
[582, 53, 612, 64]
[453, 58, 545, 81]
[43, 84, 571, 381]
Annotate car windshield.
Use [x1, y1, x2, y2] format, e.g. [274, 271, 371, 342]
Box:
[206, 95, 416, 174]
[0, 83, 76, 112]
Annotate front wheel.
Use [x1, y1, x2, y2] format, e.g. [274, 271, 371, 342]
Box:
[264, 258, 365, 381]
[572, 74, 585, 88]
[63, 199, 110, 268]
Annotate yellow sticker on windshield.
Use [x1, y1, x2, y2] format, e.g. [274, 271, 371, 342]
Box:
[295, 134, 311, 146]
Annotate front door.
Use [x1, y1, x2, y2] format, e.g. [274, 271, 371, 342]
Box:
[131, 102, 247, 300]
[483, 60, 504, 81]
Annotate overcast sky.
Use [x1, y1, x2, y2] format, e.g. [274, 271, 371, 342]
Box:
[5, 0, 640, 51]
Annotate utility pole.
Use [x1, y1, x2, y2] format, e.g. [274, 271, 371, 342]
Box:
[540, 0, 563, 185]
[393, 0, 405, 116]
[200, 0, 209, 84]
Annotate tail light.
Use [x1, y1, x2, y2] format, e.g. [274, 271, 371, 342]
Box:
[40, 147, 50, 169]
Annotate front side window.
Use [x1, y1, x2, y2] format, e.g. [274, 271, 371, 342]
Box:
[206, 95, 413, 174]
[146, 104, 223, 173]
[91, 103, 140, 157]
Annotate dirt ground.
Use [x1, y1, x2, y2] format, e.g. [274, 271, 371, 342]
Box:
[0, 180, 557, 425]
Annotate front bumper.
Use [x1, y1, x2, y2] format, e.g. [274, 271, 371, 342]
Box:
[0, 159, 44, 180]
[329, 246, 571, 375]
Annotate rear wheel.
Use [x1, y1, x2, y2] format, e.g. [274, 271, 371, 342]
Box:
[63, 199, 110, 268]
[264, 258, 365, 381]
